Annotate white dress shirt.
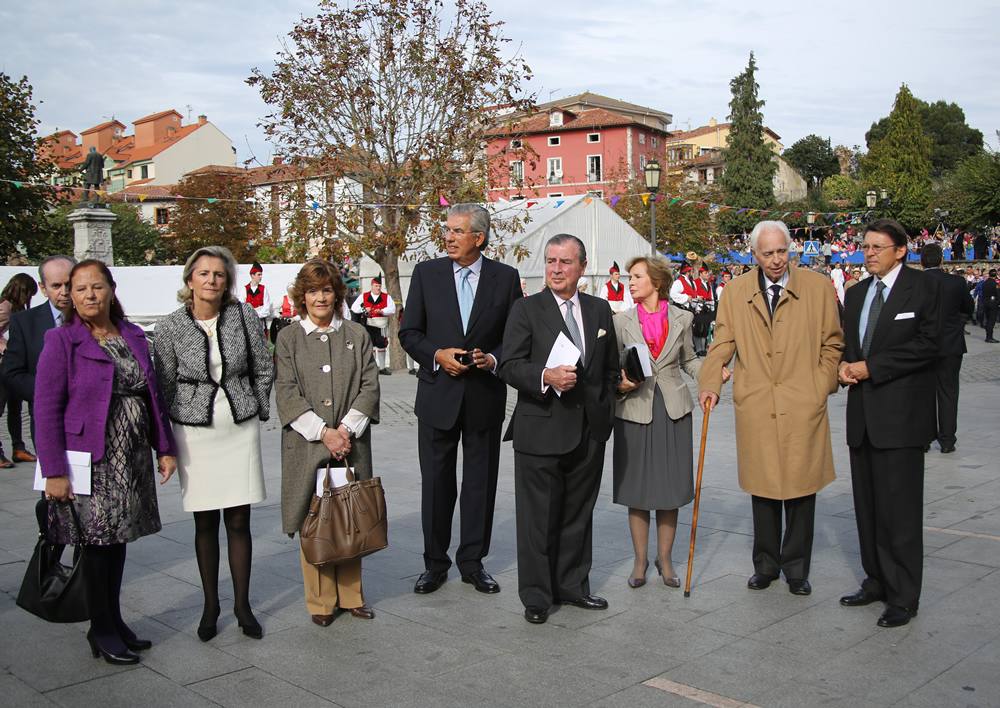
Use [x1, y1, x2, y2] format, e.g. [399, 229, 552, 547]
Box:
[858, 261, 903, 347]
[289, 315, 370, 441]
[434, 256, 497, 374]
[541, 289, 585, 392]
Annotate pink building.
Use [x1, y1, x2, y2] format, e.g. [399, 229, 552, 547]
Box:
[484, 92, 672, 202]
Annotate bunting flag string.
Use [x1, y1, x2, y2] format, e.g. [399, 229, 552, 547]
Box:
[0, 177, 872, 223]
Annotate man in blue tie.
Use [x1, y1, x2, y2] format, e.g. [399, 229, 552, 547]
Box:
[399, 204, 522, 596]
[3, 255, 75, 446]
[839, 219, 940, 628]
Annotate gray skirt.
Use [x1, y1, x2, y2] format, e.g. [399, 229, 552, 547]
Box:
[612, 386, 694, 511]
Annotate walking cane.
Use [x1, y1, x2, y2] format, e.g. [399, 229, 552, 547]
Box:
[684, 400, 713, 598]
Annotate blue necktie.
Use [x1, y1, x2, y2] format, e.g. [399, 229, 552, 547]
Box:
[459, 267, 473, 333]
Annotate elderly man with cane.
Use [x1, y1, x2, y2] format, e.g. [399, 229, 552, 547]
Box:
[698, 220, 843, 595]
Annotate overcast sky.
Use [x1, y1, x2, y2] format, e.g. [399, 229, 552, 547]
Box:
[3, 0, 998, 166]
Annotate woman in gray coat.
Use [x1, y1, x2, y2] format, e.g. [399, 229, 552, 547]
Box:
[613, 256, 717, 589]
[275, 260, 380, 627]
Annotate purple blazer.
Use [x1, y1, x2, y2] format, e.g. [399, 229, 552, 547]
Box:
[35, 319, 177, 479]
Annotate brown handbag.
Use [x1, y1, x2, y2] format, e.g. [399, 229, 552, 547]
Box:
[300, 465, 388, 566]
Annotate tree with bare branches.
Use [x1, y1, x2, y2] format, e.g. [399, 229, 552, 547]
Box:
[247, 0, 534, 369]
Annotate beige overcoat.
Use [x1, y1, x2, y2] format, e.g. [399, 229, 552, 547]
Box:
[275, 319, 380, 535]
[698, 266, 844, 500]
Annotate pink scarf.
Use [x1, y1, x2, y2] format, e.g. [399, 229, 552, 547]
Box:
[637, 301, 669, 359]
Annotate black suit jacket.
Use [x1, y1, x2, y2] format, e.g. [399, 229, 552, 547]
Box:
[2, 301, 57, 402]
[843, 266, 940, 449]
[499, 290, 619, 455]
[923, 268, 974, 355]
[399, 256, 521, 431]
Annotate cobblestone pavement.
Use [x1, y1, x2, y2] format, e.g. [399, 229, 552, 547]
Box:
[0, 334, 998, 707]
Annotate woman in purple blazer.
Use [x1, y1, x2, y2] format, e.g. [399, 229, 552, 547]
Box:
[36, 260, 177, 665]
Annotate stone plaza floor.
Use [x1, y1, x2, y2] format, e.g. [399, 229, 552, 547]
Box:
[1, 334, 998, 707]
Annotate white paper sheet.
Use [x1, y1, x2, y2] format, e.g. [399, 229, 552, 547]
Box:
[545, 331, 582, 397]
[33, 451, 92, 496]
[315, 466, 353, 495]
[625, 342, 653, 378]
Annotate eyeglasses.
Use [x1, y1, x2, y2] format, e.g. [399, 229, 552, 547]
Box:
[859, 243, 895, 254]
[444, 227, 483, 236]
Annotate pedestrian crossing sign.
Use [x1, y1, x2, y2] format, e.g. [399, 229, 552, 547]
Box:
[803, 240, 821, 257]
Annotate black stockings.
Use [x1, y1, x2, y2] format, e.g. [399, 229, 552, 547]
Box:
[84, 543, 128, 652]
[193, 505, 255, 624]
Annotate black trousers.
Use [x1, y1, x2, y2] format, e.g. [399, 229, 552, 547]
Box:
[986, 305, 998, 340]
[934, 354, 963, 448]
[514, 432, 605, 609]
[751, 494, 816, 580]
[848, 436, 924, 609]
[417, 417, 501, 575]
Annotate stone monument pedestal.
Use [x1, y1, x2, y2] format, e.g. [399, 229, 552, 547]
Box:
[68, 206, 116, 265]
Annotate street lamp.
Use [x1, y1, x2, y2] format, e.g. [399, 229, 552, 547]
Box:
[644, 159, 661, 255]
[866, 190, 877, 210]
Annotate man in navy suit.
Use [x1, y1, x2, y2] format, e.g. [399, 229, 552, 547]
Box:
[399, 204, 521, 595]
[3, 255, 75, 442]
[499, 234, 619, 624]
[839, 219, 940, 628]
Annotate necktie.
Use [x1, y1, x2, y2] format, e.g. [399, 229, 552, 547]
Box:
[564, 299, 584, 358]
[54, 312, 62, 327]
[768, 284, 782, 318]
[458, 267, 473, 333]
[861, 281, 886, 358]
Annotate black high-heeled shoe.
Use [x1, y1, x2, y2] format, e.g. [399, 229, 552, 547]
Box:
[197, 606, 220, 642]
[654, 559, 681, 588]
[235, 609, 263, 639]
[117, 622, 152, 651]
[87, 631, 140, 665]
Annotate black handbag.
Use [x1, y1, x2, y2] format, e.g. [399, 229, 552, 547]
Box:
[16, 500, 89, 623]
[622, 345, 647, 383]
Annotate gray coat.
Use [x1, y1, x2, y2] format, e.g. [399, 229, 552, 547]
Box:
[153, 301, 273, 426]
[613, 305, 702, 424]
[275, 319, 380, 535]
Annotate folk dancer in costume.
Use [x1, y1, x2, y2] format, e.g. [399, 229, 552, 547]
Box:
[716, 270, 733, 301]
[670, 264, 713, 356]
[351, 275, 397, 374]
[270, 282, 299, 345]
[600, 262, 634, 314]
[692, 266, 716, 355]
[243, 262, 272, 340]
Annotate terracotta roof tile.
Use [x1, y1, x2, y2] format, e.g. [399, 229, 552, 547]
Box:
[112, 124, 202, 167]
[133, 109, 182, 125]
[121, 183, 176, 198]
[667, 122, 782, 143]
[489, 107, 666, 137]
[80, 120, 126, 135]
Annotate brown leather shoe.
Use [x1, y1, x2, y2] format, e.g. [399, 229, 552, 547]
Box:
[12, 449, 36, 463]
[311, 614, 334, 627]
[348, 605, 375, 620]
[0, 456, 13, 469]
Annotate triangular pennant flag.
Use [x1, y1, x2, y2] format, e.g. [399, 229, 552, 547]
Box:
[609, 195, 620, 208]
[682, 200, 692, 206]
[207, 198, 218, 204]
[554, 200, 565, 208]
[736, 207, 748, 214]
[655, 194, 665, 202]
[311, 200, 320, 211]
[584, 197, 593, 205]
[670, 197, 681, 205]
[439, 195, 449, 207]
[12, 181, 22, 188]
[696, 202, 708, 209]
[138, 194, 147, 202]
[641, 194, 650, 206]
[526, 201, 537, 208]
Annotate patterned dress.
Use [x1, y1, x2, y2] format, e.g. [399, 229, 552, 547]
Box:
[48, 336, 162, 545]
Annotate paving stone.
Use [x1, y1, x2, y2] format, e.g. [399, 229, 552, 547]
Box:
[189, 667, 338, 707]
[44, 666, 215, 707]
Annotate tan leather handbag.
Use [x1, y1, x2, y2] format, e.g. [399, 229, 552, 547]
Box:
[300, 466, 388, 566]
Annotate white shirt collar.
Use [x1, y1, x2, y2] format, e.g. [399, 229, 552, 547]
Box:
[763, 270, 790, 289]
[48, 301, 63, 325]
[875, 262, 904, 290]
[551, 289, 581, 309]
[299, 315, 343, 334]
[453, 255, 483, 276]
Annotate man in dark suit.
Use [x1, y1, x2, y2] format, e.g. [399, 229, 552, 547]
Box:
[920, 243, 974, 453]
[499, 234, 619, 624]
[839, 219, 940, 628]
[399, 204, 522, 595]
[3, 255, 75, 442]
[983, 269, 999, 343]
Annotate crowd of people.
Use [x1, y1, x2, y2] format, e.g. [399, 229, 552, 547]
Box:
[7, 205, 994, 665]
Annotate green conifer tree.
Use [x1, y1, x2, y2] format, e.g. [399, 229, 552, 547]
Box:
[718, 52, 776, 235]
[862, 84, 933, 231]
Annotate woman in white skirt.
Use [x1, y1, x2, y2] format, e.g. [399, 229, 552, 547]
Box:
[154, 246, 273, 641]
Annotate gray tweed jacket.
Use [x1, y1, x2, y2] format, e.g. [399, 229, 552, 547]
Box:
[153, 301, 273, 426]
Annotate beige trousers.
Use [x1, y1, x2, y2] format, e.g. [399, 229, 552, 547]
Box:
[299, 547, 364, 614]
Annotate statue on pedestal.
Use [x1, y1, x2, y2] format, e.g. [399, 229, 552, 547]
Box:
[80, 146, 105, 205]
